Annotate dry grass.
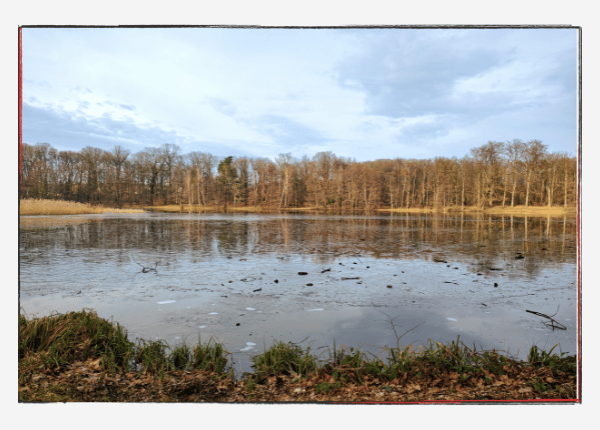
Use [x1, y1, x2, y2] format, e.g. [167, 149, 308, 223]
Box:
[148, 205, 372, 213]
[146, 204, 287, 213]
[143, 203, 577, 217]
[20, 199, 145, 216]
[378, 207, 440, 214]
[380, 205, 576, 217]
[281, 206, 327, 211]
[101, 208, 146, 214]
[475, 205, 577, 217]
[144, 204, 186, 212]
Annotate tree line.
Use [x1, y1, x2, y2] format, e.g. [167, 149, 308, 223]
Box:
[19, 139, 577, 210]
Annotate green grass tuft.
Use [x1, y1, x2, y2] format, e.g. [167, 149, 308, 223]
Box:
[136, 340, 170, 373]
[19, 310, 230, 376]
[19, 309, 134, 372]
[193, 338, 229, 373]
[251, 341, 318, 379]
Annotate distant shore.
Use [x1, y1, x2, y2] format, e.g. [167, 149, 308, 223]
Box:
[19, 198, 144, 216]
[20, 199, 576, 218]
[146, 203, 577, 217]
[379, 205, 577, 217]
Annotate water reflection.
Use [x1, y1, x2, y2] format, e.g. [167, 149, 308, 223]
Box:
[20, 213, 576, 278]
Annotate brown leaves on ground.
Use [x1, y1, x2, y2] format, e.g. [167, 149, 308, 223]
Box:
[19, 357, 577, 403]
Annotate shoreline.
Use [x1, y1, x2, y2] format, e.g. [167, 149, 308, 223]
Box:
[19, 198, 577, 218]
[143, 204, 577, 217]
[19, 198, 144, 216]
[19, 309, 577, 403]
[379, 205, 577, 217]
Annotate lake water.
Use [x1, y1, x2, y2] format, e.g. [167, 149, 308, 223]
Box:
[19, 212, 578, 373]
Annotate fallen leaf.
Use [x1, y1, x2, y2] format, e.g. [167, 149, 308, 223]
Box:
[88, 358, 102, 371]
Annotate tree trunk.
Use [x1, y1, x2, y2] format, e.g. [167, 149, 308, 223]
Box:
[400, 176, 406, 212]
[461, 176, 465, 210]
[525, 170, 531, 207]
[188, 172, 192, 211]
[564, 171, 568, 207]
[511, 178, 517, 207]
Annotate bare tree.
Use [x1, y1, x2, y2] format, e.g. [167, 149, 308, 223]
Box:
[133, 147, 166, 205]
[470, 141, 505, 208]
[521, 140, 548, 207]
[275, 153, 293, 209]
[80, 146, 107, 203]
[19, 139, 575, 212]
[108, 146, 130, 207]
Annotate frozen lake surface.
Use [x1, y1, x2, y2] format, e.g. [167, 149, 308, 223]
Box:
[19, 212, 578, 372]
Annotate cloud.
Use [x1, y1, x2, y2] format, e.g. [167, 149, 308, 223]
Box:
[23, 102, 172, 151]
[245, 114, 329, 152]
[21, 27, 577, 161]
[330, 28, 577, 156]
[207, 98, 237, 117]
[336, 30, 500, 117]
[22, 101, 285, 160]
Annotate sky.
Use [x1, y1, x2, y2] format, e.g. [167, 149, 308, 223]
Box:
[21, 27, 578, 162]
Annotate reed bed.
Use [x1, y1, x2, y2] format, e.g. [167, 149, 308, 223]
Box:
[475, 205, 577, 216]
[143, 203, 575, 216]
[146, 204, 288, 213]
[20, 199, 144, 215]
[378, 207, 440, 213]
[101, 208, 146, 214]
[380, 205, 576, 217]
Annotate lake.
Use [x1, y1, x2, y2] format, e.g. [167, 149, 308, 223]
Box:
[19, 212, 578, 373]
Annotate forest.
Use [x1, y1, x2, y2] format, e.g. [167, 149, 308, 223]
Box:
[19, 139, 577, 211]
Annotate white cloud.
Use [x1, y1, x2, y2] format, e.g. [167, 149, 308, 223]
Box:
[21, 27, 577, 161]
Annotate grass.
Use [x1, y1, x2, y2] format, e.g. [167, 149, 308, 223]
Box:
[249, 341, 319, 380]
[379, 205, 577, 216]
[20, 198, 145, 215]
[23, 199, 574, 217]
[474, 205, 577, 216]
[140, 202, 577, 216]
[192, 338, 229, 373]
[19, 309, 135, 372]
[19, 310, 232, 378]
[239, 338, 577, 400]
[18, 310, 577, 402]
[378, 207, 441, 214]
[144, 204, 322, 213]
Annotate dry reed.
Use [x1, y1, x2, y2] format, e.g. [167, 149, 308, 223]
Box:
[20, 199, 144, 216]
[380, 205, 576, 217]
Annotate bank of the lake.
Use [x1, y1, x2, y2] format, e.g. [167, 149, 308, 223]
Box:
[142, 203, 577, 217]
[19, 198, 576, 217]
[20, 198, 144, 216]
[18, 309, 577, 403]
[380, 205, 577, 217]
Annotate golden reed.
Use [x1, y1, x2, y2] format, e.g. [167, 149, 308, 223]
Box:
[20, 199, 145, 215]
